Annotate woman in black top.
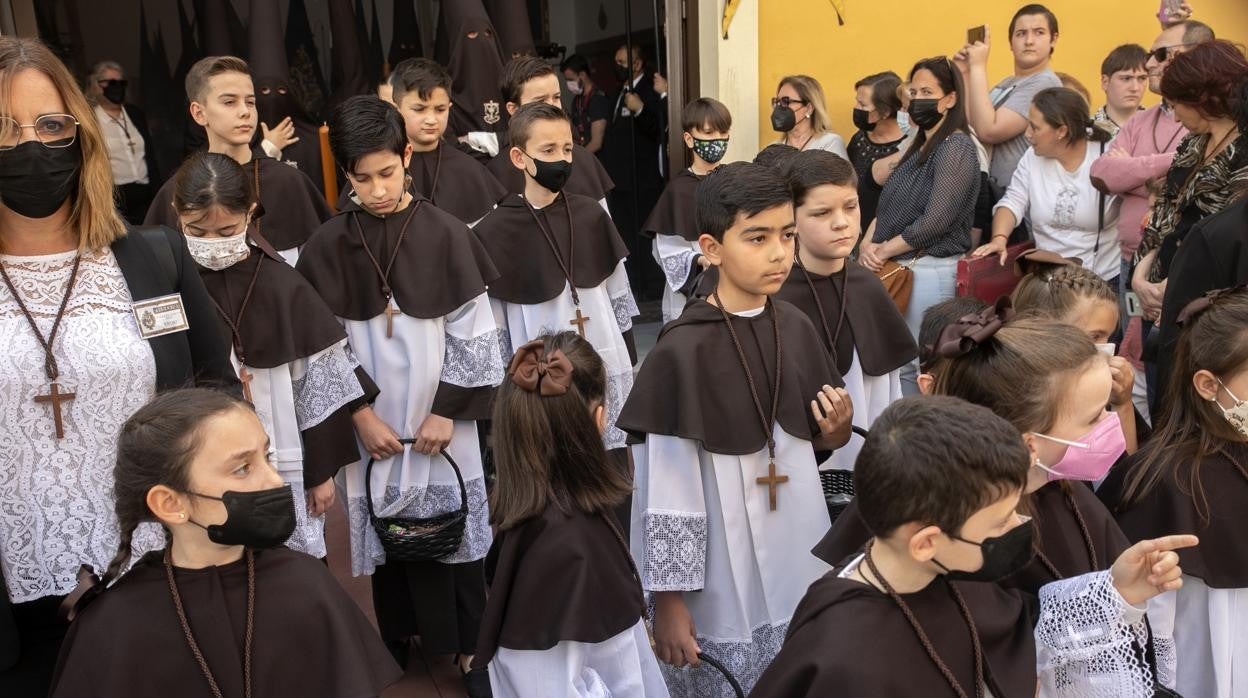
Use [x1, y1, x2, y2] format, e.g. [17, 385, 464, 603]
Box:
[0, 37, 234, 695]
[858, 56, 980, 396]
[847, 71, 907, 228]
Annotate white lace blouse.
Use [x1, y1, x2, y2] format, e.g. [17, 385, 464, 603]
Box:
[0, 248, 161, 603]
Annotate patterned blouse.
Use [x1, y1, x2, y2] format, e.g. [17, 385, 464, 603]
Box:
[1135, 131, 1248, 282]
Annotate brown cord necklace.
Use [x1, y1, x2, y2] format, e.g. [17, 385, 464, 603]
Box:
[863, 540, 985, 698]
[711, 292, 786, 510]
[352, 201, 421, 338]
[166, 548, 255, 698]
[0, 252, 81, 438]
[522, 195, 591, 337]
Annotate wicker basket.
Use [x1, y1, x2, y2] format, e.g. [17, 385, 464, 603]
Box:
[820, 426, 867, 524]
[365, 440, 467, 562]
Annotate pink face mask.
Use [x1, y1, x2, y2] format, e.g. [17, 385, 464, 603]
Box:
[1032, 410, 1126, 482]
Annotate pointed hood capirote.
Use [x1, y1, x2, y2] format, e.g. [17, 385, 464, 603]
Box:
[388, 0, 423, 70]
[196, 0, 245, 58]
[438, 0, 506, 136]
[484, 0, 536, 59]
[328, 0, 370, 106]
[248, 0, 303, 123]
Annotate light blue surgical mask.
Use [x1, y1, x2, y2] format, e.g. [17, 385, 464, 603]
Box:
[897, 110, 912, 134]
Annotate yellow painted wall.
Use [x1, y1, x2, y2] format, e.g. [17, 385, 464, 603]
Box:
[758, 1, 1248, 146]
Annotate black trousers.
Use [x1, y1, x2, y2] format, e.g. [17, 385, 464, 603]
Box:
[0, 595, 66, 696]
[371, 558, 486, 656]
[608, 187, 665, 302]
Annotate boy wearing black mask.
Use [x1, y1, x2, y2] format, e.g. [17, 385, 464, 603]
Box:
[642, 97, 732, 323]
[754, 395, 1197, 697]
[472, 102, 639, 489]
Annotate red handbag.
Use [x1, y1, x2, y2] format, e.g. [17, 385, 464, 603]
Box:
[955, 242, 1035, 303]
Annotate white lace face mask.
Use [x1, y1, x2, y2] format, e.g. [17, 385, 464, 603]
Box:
[1216, 380, 1248, 438]
[185, 230, 250, 271]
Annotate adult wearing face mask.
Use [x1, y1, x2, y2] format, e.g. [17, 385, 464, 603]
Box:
[768, 75, 848, 158]
[0, 38, 235, 696]
[858, 57, 980, 397]
[560, 54, 609, 154]
[847, 71, 905, 229]
[85, 61, 158, 225]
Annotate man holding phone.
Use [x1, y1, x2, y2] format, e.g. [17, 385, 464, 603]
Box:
[954, 4, 1063, 197]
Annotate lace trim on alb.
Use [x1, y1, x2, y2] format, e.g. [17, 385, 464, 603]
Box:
[657, 620, 789, 697]
[440, 328, 506, 389]
[641, 510, 707, 591]
[291, 345, 365, 430]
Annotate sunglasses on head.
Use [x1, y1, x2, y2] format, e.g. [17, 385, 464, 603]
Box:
[1149, 44, 1188, 63]
[770, 96, 808, 109]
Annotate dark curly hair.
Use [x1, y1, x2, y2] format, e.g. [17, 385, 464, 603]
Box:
[1160, 40, 1248, 124]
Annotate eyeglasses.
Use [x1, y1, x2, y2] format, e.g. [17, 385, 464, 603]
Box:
[770, 96, 808, 109]
[0, 114, 79, 150]
[1148, 44, 1188, 63]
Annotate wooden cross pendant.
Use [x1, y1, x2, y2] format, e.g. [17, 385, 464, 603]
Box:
[238, 367, 254, 404]
[383, 299, 400, 339]
[756, 459, 789, 511]
[34, 382, 76, 439]
[569, 307, 591, 337]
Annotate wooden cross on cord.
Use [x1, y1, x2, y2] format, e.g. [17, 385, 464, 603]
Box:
[238, 367, 254, 403]
[569, 307, 591, 338]
[34, 382, 75, 439]
[384, 299, 400, 339]
[756, 459, 789, 511]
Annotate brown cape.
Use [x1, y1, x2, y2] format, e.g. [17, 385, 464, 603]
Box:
[775, 260, 918, 377]
[1100, 442, 1248, 588]
[812, 480, 1129, 597]
[50, 548, 401, 697]
[473, 506, 645, 668]
[616, 299, 844, 455]
[751, 570, 1036, 698]
[486, 143, 615, 202]
[296, 197, 498, 320]
[145, 155, 332, 251]
[641, 168, 702, 241]
[335, 144, 507, 224]
[473, 192, 628, 305]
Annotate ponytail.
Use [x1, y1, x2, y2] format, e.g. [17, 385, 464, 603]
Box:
[1011, 262, 1117, 321]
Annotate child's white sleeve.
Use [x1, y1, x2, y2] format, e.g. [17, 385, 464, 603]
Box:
[653, 234, 699, 294]
[630, 435, 707, 593]
[1034, 570, 1157, 697]
[604, 260, 639, 335]
[1145, 590, 1177, 689]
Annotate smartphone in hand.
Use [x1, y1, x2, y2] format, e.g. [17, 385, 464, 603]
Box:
[967, 25, 986, 44]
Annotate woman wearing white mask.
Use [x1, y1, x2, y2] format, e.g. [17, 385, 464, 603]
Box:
[172, 150, 379, 562]
[1101, 286, 1248, 698]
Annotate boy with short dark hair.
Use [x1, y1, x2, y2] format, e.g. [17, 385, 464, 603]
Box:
[145, 55, 331, 265]
[472, 103, 638, 464]
[1093, 44, 1149, 138]
[775, 149, 915, 470]
[483, 56, 615, 209]
[754, 395, 1196, 697]
[643, 97, 733, 323]
[917, 296, 989, 393]
[619, 162, 855, 695]
[296, 95, 504, 695]
[340, 58, 506, 225]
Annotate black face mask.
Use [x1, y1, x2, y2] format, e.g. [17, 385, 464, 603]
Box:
[908, 98, 946, 131]
[770, 105, 797, 132]
[524, 153, 572, 193]
[852, 107, 877, 132]
[102, 80, 127, 105]
[0, 140, 81, 219]
[614, 64, 631, 83]
[188, 485, 297, 549]
[934, 519, 1035, 583]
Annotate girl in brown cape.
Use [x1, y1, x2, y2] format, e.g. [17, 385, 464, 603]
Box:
[51, 389, 400, 697]
[474, 332, 667, 696]
[1100, 287, 1248, 697]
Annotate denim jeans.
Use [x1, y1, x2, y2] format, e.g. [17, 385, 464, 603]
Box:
[901, 255, 960, 395]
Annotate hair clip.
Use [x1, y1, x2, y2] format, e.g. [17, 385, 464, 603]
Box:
[1176, 285, 1248, 326]
[935, 296, 1015, 360]
[507, 340, 573, 396]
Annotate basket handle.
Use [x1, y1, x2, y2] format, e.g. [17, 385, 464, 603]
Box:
[850, 425, 869, 441]
[696, 653, 745, 698]
[363, 439, 469, 520]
